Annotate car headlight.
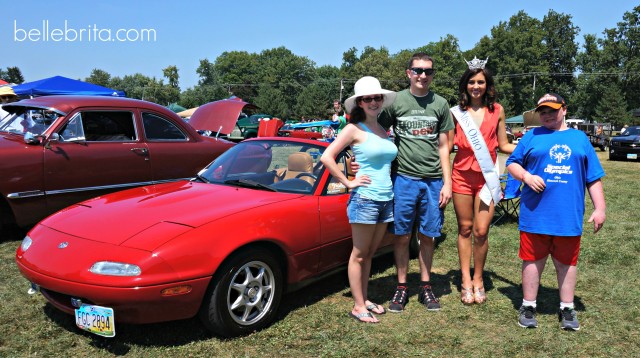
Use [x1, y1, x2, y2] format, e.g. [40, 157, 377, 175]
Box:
[20, 236, 33, 252]
[90, 261, 141, 276]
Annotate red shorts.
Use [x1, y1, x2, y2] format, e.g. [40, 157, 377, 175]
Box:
[519, 231, 581, 266]
[452, 169, 485, 196]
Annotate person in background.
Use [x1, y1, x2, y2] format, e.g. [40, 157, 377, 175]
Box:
[320, 76, 397, 323]
[377, 52, 454, 313]
[0, 86, 19, 120]
[449, 57, 516, 305]
[506, 93, 606, 331]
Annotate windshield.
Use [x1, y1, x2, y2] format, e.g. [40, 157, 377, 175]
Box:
[624, 127, 640, 136]
[0, 107, 61, 136]
[197, 140, 325, 194]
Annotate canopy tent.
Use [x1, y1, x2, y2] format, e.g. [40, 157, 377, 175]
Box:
[177, 107, 198, 118]
[523, 109, 541, 127]
[12, 76, 125, 97]
[505, 114, 524, 124]
[0, 79, 8, 86]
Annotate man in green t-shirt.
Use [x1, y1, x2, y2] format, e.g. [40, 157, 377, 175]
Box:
[378, 52, 454, 313]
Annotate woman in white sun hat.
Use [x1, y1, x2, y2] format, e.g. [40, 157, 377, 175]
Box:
[321, 76, 397, 323]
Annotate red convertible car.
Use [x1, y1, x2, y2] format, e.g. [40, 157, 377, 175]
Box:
[0, 96, 234, 235]
[16, 138, 394, 337]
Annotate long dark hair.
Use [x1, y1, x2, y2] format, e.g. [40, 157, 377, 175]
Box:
[348, 100, 365, 124]
[458, 68, 497, 112]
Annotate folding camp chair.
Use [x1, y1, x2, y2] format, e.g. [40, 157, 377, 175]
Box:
[491, 173, 522, 226]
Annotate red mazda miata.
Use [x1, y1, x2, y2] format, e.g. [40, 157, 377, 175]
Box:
[15, 137, 395, 338]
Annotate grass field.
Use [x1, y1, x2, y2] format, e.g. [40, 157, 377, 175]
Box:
[1, 151, 638, 357]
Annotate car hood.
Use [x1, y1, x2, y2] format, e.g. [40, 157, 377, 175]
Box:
[612, 133, 640, 142]
[41, 181, 302, 250]
[188, 98, 258, 134]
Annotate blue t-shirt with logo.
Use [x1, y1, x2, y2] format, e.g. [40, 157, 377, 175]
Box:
[506, 127, 605, 236]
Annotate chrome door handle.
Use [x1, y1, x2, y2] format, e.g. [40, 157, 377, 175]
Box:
[131, 147, 148, 155]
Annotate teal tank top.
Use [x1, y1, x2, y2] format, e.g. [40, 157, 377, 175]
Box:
[352, 123, 398, 201]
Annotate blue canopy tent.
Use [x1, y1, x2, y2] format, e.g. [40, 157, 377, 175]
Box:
[12, 76, 125, 97]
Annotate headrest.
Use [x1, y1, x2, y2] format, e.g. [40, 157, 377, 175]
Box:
[288, 152, 313, 172]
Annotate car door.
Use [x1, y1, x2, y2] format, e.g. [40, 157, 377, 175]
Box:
[141, 111, 212, 181]
[317, 153, 354, 271]
[43, 109, 152, 214]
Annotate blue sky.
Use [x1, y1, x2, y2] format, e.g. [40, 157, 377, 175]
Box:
[3, 0, 638, 89]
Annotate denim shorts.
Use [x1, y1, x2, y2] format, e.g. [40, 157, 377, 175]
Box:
[388, 174, 444, 237]
[347, 192, 394, 224]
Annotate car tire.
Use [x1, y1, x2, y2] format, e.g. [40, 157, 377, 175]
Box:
[199, 247, 283, 337]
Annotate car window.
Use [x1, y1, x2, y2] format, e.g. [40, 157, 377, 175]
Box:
[71, 111, 136, 142]
[58, 113, 85, 141]
[323, 153, 353, 195]
[142, 112, 188, 141]
[199, 141, 325, 194]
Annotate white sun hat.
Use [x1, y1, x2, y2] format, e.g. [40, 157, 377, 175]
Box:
[344, 76, 397, 113]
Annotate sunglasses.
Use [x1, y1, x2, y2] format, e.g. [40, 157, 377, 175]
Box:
[410, 67, 435, 76]
[359, 95, 384, 103]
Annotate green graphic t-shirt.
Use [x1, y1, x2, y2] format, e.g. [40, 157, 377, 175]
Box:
[378, 89, 453, 178]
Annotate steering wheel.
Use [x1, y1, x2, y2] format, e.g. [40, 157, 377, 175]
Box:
[295, 173, 317, 181]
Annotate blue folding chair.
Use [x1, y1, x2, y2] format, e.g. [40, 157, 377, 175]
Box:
[491, 173, 522, 226]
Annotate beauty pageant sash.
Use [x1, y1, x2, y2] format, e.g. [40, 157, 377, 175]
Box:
[451, 106, 502, 205]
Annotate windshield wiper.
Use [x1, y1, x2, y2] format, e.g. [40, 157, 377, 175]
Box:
[224, 179, 277, 192]
[192, 173, 210, 183]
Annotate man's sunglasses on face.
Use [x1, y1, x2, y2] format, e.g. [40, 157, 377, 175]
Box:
[410, 68, 435, 76]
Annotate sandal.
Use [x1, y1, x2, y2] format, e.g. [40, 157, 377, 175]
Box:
[461, 286, 474, 305]
[366, 302, 386, 315]
[473, 286, 486, 304]
[349, 311, 378, 323]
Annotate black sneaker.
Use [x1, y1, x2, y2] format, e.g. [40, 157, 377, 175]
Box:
[418, 284, 440, 311]
[518, 305, 538, 328]
[558, 307, 580, 331]
[388, 286, 408, 312]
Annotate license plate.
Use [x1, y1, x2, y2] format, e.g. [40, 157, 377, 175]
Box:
[628, 154, 638, 159]
[75, 304, 115, 337]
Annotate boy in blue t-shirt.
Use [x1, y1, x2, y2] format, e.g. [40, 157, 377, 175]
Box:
[506, 93, 606, 331]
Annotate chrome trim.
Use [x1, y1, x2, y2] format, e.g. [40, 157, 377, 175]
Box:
[6, 178, 194, 200]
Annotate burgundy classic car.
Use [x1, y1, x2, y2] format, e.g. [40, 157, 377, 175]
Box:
[0, 96, 234, 235]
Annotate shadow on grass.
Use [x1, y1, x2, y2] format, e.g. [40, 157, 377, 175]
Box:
[38, 251, 400, 354]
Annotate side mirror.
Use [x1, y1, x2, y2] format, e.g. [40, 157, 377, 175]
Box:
[23, 132, 41, 145]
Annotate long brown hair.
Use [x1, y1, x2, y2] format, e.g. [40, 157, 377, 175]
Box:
[457, 68, 497, 112]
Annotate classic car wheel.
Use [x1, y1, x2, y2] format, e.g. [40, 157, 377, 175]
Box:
[199, 248, 283, 337]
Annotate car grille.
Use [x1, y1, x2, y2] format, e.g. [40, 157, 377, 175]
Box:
[40, 287, 95, 310]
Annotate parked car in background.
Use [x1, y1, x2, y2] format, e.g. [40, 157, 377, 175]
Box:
[228, 114, 273, 141]
[609, 125, 640, 161]
[0, 96, 234, 235]
[15, 137, 395, 338]
[576, 122, 612, 151]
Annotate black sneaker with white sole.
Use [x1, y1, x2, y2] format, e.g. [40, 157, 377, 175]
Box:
[418, 284, 440, 311]
[388, 286, 408, 312]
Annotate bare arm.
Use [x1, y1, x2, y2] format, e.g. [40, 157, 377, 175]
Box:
[507, 162, 546, 194]
[438, 130, 453, 208]
[320, 124, 370, 189]
[497, 106, 516, 154]
[586, 179, 606, 233]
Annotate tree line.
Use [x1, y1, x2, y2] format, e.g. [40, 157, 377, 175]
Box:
[4, 7, 640, 128]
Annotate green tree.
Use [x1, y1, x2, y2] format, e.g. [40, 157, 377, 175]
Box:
[162, 65, 180, 89]
[540, 10, 579, 98]
[213, 51, 259, 101]
[5, 67, 24, 84]
[593, 85, 630, 127]
[85, 69, 112, 87]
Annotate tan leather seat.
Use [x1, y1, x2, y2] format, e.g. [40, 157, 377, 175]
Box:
[276, 152, 315, 185]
